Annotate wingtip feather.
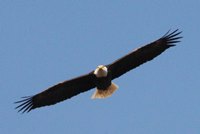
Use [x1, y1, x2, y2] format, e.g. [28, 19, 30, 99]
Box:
[15, 96, 34, 113]
[161, 29, 182, 46]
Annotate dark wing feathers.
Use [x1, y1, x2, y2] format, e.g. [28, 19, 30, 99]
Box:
[15, 72, 96, 113]
[15, 29, 182, 113]
[107, 29, 182, 80]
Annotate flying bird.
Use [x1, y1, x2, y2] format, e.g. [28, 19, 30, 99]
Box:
[15, 29, 182, 113]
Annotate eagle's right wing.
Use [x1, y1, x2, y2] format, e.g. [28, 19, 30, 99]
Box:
[15, 72, 96, 113]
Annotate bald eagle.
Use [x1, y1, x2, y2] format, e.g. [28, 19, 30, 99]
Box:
[15, 29, 182, 113]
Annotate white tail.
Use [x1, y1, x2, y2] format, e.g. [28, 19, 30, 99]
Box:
[91, 82, 118, 99]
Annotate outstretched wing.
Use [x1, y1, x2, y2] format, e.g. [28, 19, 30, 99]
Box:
[107, 29, 182, 80]
[15, 72, 96, 113]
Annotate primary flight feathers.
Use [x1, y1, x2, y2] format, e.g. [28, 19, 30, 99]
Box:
[15, 29, 182, 113]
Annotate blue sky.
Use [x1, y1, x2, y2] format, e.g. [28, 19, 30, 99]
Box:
[1, 0, 200, 134]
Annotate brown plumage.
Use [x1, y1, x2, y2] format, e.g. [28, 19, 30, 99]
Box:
[15, 29, 182, 113]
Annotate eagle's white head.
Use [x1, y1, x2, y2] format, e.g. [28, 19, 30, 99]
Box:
[94, 65, 108, 77]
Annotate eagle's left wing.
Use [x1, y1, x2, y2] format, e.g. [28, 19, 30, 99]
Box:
[107, 29, 182, 80]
